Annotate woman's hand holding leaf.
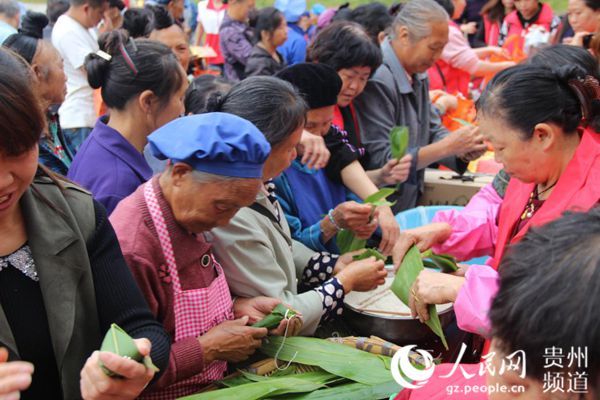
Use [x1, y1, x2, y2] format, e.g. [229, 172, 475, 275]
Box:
[80, 339, 154, 400]
[392, 223, 453, 270]
[331, 202, 373, 231]
[380, 154, 412, 186]
[409, 270, 465, 323]
[336, 257, 387, 293]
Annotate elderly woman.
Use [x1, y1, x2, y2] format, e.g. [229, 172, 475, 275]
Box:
[354, 0, 488, 213]
[396, 208, 600, 400]
[306, 21, 404, 254]
[0, 47, 170, 400]
[208, 77, 387, 336]
[394, 63, 600, 344]
[110, 113, 294, 398]
[3, 11, 71, 175]
[401, 44, 598, 263]
[273, 62, 403, 253]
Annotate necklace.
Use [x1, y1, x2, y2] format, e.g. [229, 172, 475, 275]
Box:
[520, 181, 558, 220]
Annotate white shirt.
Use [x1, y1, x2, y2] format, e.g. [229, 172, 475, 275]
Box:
[196, 0, 226, 34]
[52, 14, 98, 129]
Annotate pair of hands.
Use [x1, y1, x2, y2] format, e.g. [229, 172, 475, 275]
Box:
[0, 342, 155, 400]
[329, 203, 400, 256]
[390, 224, 467, 323]
[197, 297, 302, 365]
[333, 250, 387, 293]
[445, 125, 488, 161]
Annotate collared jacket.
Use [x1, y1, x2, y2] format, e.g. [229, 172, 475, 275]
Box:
[211, 190, 322, 335]
[0, 175, 169, 399]
[354, 38, 465, 213]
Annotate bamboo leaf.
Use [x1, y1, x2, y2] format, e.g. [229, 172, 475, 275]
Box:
[363, 188, 396, 205]
[353, 248, 386, 262]
[337, 188, 395, 253]
[178, 377, 325, 400]
[99, 323, 159, 377]
[273, 379, 403, 399]
[260, 337, 392, 385]
[451, 117, 472, 127]
[390, 246, 449, 350]
[252, 304, 297, 329]
[390, 126, 409, 160]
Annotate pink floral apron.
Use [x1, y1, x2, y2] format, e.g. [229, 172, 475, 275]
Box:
[140, 181, 234, 399]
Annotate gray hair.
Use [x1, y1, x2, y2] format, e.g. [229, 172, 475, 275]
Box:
[0, 0, 20, 18]
[391, 0, 448, 42]
[191, 170, 243, 184]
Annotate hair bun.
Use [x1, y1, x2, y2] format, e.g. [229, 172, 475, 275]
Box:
[553, 64, 586, 83]
[205, 92, 225, 112]
[98, 29, 130, 56]
[20, 11, 48, 39]
[146, 4, 174, 30]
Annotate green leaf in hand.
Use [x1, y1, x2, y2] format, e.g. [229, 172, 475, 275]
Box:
[252, 304, 297, 329]
[352, 248, 386, 262]
[390, 246, 449, 349]
[390, 126, 409, 160]
[99, 323, 159, 377]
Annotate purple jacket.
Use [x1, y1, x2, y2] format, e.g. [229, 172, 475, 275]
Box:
[219, 13, 253, 81]
[68, 116, 153, 215]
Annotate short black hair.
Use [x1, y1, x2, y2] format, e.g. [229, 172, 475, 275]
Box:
[307, 21, 382, 74]
[490, 207, 600, 389]
[349, 2, 393, 44]
[122, 7, 155, 38]
[46, 0, 69, 24]
[70, 0, 108, 10]
[253, 7, 284, 44]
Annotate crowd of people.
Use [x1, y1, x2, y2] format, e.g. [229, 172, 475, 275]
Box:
[0, 0, 599, 398]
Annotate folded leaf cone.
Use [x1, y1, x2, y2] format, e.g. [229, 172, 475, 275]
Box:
[252, 304, 297, 329]
[99, 323, 159, 377]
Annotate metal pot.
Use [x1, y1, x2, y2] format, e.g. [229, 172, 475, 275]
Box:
[343, 302, 456, 346]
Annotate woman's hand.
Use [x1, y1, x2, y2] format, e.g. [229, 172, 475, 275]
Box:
[336, 257, 387, 293]
[569, 31, 593, 47]
[298, 130, 330, 170]
[391, 223, 453, 270]
[379, 154, 412, 186]
[331, 201, 377, 238]
[80, 339, 155, 400]
[445, 125, 487, 156]
[460, 22, 478, 35]
[409, 270, 465, 322]
[233, 297, 303, 337]
[0, 347, 33, 399]
[198, 317, 267, 364]
[376, 206, 400, 256]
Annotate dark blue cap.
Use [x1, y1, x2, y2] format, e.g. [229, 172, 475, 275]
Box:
[148, 113, 271, 179]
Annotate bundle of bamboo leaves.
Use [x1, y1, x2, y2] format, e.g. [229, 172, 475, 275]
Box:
[179, 337, 403, 400]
